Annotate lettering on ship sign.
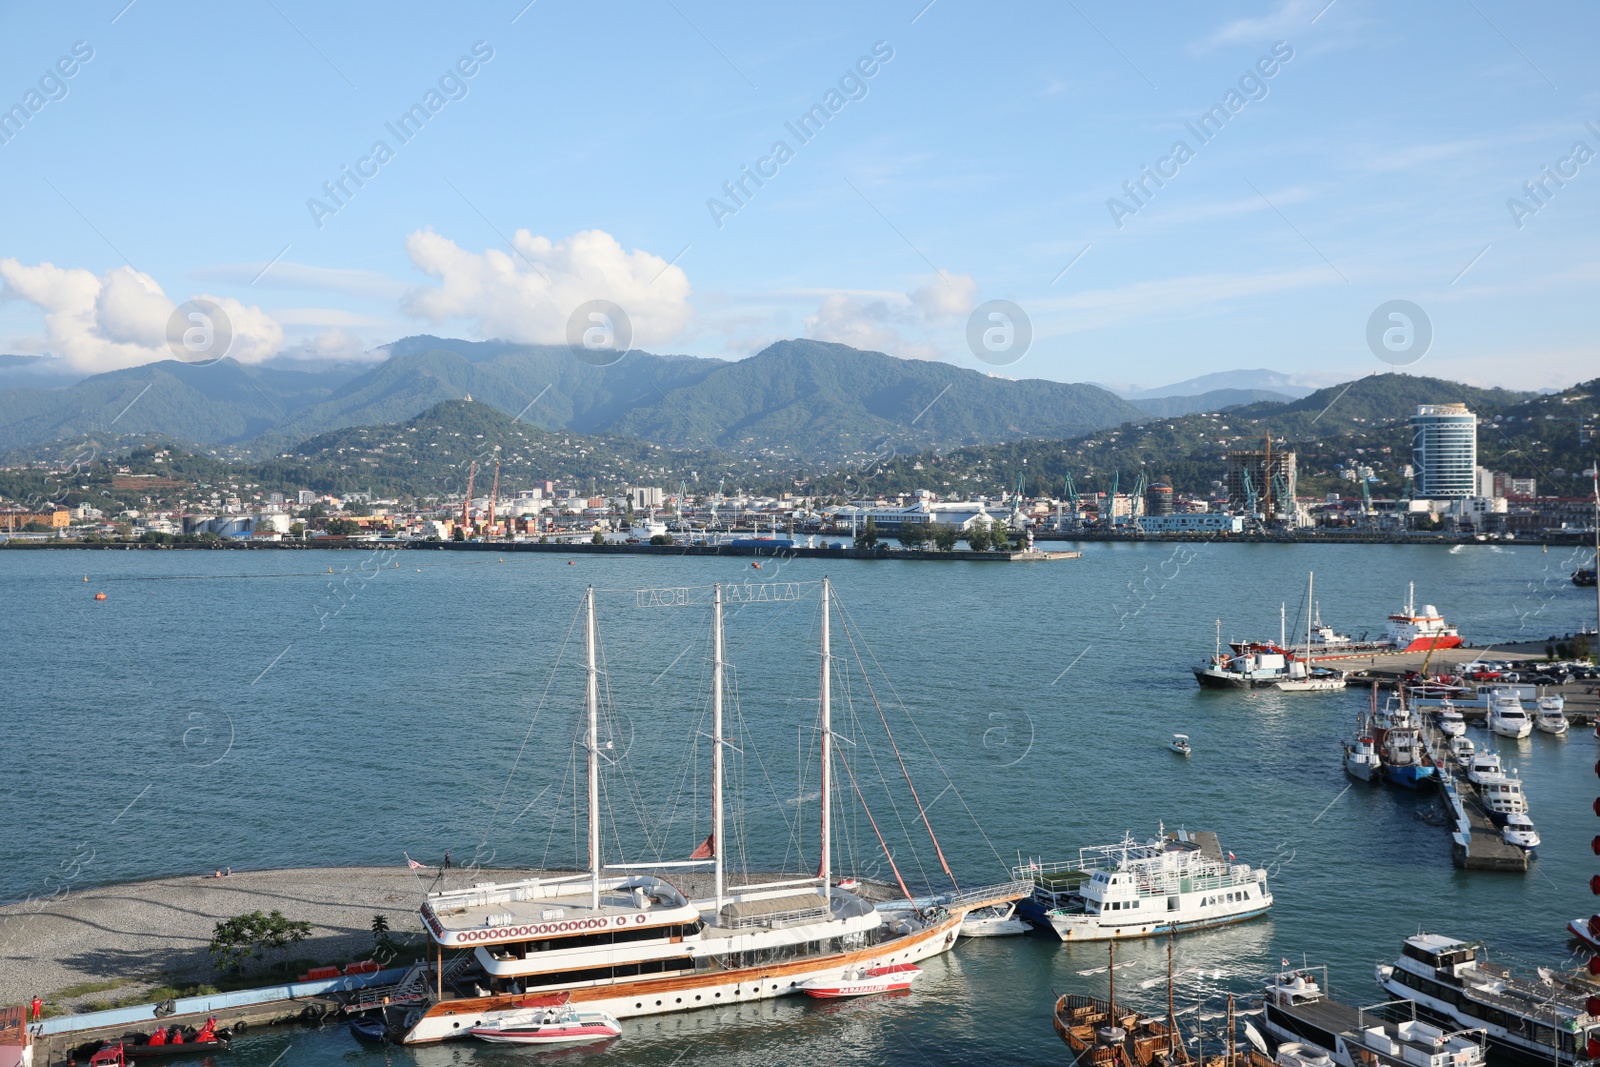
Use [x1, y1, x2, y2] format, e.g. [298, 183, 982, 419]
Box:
[636, 582, 805, 609]
[433, 912, 655, 946]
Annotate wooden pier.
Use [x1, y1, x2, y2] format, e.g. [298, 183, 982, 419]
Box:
[1433, 759, 1530, 873]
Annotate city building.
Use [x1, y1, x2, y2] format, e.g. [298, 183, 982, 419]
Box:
[1410, 403, 1477, 498]
[631, 486, 664, 509]
[1138, 513, 1244, 534]
[1223, 449, 1296, 516]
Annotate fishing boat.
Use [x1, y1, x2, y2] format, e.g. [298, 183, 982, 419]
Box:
[1372, 692, 1434, 790]
[1259, 967, 1487, 1067]
[798, 962, 921, 998]
[1342, 734, 1382, 784]
[392, 580, 1025, 1046]
[1169, 734, 1193, 757]
[1500, 812, 1539, 852]
[1194, 638, 1294, 689]
[1434, 704, 1466, 737]
[1488, 692, 1533, 739]
[1277, 574, 1349, 692]
[1017, 828, 1271, 942]
[468, 995, 622, 1045]
[959, 902, 1028, 937]
[1376, 933, 1600, 1067]
[1536, 695, 1568, 735]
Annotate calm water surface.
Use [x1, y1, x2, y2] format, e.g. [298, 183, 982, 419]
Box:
[3, 541, 1597, 1066]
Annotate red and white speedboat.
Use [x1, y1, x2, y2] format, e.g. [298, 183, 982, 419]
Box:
[468, 995, 622, 1045]
[1382, 583, 1462, 652]
[800, 963, 922, 998]
[1568, 917, 1600, 951]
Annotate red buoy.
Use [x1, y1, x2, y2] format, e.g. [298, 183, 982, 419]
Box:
[93, 592, 107, 600]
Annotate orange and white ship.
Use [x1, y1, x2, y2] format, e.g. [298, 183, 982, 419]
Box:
[393, 579, 1024, 1046]
[1381, 582, 1463, 652]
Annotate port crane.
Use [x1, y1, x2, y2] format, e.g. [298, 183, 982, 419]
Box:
[485, 460, 501, 534]
[461, 461, 476, 533]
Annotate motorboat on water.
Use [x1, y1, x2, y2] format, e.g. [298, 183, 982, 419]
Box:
[1259, 966, 1487, 1067]
[1169, 733, 1193, 757]
[1434, 704, 1466, 737]
[1488, 691, 1533, 739]
[468, 997, 623, 1044]
[1500, 811, 1540, 851]
[1376, 933, 1600, 1067]
[959, 902, 1028, 937]
[1342, 733, 1382, 783]
[1447, 735, 1475, 768]
[799, 963, 921, 998]
[1016, 827, 1271, 942]
[1465, 751, 1503, 785]
[1536, 695, 1568, 735]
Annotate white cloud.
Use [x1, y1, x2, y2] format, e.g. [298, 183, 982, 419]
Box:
[276, 328, 377, 363]
[1198, 0, 1321, 50]
[0, 259, 284, 373]
[804, 273, 976, 359]
[196, 260, 409, 300]
[401, 228, 693, 347]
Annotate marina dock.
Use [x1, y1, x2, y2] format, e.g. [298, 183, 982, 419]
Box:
[1440, 774, 1531, 873]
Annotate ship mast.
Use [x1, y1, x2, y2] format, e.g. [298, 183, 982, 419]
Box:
[712, 583, 726, 914]
[819, 576, 832, 894]
[584, 585, 601, 910]
[1167, 934, 1176, 1058]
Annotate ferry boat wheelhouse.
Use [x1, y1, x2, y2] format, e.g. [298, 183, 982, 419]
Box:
[1376, 933, 1600, 1067]
[1261, 967, 1487, 1067]
[1016, 829, 1271, 942]
[392, 581, 1023, 1045]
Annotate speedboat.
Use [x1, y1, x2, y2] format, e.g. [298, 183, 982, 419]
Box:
[960, 902, 1028, 937]
[1465, 752, 1503, 785]
[1500, 812, 1539, 851]
[468, 1000, 623, 1045]
[1435, 704, 1466, 737]
[800, 963, 922, 998]
[1169, 733, 1192, 757]
[1343, 736, 1382, 783]
[1536, 695, 1568, 735]
[1488, 692, 1533, 739]
[1448, 735, 1475, 768]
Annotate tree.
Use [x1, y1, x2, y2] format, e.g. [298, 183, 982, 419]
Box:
[208, 910, 312, 975]
[897, 520, 932, 550]
[591, 529, 605, 544]
[929, 522, 959, 552]
[989, 519, 1013, 551]
[326, 518, 360, 536]
[649, 533, 674, 545]
[855, 516, 879, 549]
[963, 523, 990, 552]
[288, 522, 306, 539]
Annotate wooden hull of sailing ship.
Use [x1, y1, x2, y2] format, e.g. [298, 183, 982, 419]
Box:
[400, 914, 964, 1044]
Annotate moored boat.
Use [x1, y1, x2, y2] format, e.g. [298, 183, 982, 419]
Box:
[1435, 704, 1466, 737]
[1536, 695, 1568, 735]
[1259, 965, 1487, 1067]
[1382, 584, 1463, 652]
[1500, 812, 1539, 852]
[959, 902, 1028, 937]
[468, 996, 622, 1045]
[799, 963, 921, 998]
[1342, 735, 1382, 783]
[1447, 735, 1476, 768]
[119, 1018, 230, 1060]
[1489, 691, 1534, 739]
[1568, 916, 1600, 951]
[348, 1015, 389, 1045]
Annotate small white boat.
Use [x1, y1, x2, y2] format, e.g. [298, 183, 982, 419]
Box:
[1169, 733, 1192, 757]
[1466, 751, 1503, 785]
[1501, 812, 1540, 851]
[1343, 735, 1383, 783]
[1488, 691, 1533, 739]
[1435, 704, 1466, 737]
[1448, 735, 1476, 768]
[960, 902, 1028, 937]
[800, 963, 922, 998]
[1568, 916, 1600, 951]
[468, 999, 622, 1045]
[1535, 695, 1568, 735]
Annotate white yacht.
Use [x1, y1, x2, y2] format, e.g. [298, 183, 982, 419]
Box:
[1446, 735, 1475, 769]
[959, 902, 1028, 938]
[1434, 705, 1466, 737]
[1465, 752, 1503, 785]
[1016, 828, 1271, 942]
[1535, 695, 1568, 735]
[1377, 933, 1600, 1067]
[1477, 771, 1528, 826]
[1500, 812, 1540, 851]
[1487, 692, 1533, 739]
[1260, 966, 1487, 1067]
[390, 581, 1023, 1046]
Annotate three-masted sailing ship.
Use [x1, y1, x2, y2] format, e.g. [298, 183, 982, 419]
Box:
[394, 578, 1023, 1045]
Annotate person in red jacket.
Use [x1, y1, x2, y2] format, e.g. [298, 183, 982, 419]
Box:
[30, 996, 41, 1020]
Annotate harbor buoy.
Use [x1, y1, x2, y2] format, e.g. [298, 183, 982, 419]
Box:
[83, 576, 88, 582]
[568, 561, 576, 565]
[93, 592, 107, 600]
[751, 562, 762, 569]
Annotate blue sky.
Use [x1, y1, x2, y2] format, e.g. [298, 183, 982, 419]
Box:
[1, 0, 1596, 390]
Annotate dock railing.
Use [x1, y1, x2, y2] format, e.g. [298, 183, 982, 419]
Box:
[941, 880, 1034, 910]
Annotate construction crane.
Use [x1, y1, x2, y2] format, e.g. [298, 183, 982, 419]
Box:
[1241, 468, 1259, 520]
[461, 461, 476, 533]
[486, 461, 501, 534]
[1271, 471, 1292, 526]
[1129, 470, 1148, 532]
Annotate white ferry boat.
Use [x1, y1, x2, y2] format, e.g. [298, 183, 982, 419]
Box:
[1260, 966, 1487, 1067]
[1015, 829, 1271, 942]
[1376, 933, 1600, 1067]
[391, 580, 1023, 1045]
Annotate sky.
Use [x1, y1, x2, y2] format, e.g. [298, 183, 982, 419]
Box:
[1, 0, 1597, 392]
